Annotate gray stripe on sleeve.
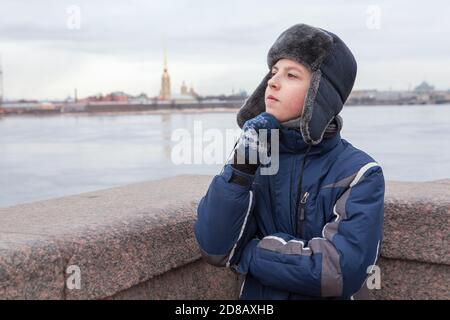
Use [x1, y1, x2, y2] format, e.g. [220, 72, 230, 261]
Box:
[199, 247, 231, 267]
[258, 237, 312, 256]
[309, 239, 343, 297]
[323, 188, 350, 240]
[321, 173, 357, 189]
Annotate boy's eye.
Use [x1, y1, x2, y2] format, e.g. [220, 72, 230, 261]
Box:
[270, 71, 298, 79]
[270, 71, 297, 78]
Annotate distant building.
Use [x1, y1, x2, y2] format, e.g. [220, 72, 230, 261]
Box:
[431, 90, 450, 104]
[347, 89, 378, 104]
[78, 91, 130, 103]
[347, 81, 447, 105]
[159, 48, 171, 101]
[169, 81, 199, 103]
[78, 93, 103, 103]
[157, 49, 200, 103]
[129, 92, 150, 104]
[414, 81, 434, 93]
[103, 91, 129, 102]
[181, 80, 188, 95]
[1, 101, 61, 114]
[0, 56, 3, 106]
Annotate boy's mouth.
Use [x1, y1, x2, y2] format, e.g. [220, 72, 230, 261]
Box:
[267, 95, 279, 101]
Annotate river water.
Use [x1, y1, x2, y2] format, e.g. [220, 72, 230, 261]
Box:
[1, 104, 449, 207]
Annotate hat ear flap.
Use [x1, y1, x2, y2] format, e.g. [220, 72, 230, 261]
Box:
[300, 69, 343, 145]
[300, 69, 322, 144]
[237, 71, 272, 128]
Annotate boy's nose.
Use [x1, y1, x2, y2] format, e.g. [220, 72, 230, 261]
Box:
[268, 76, 280, 90]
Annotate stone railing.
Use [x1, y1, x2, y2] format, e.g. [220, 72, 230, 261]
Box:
[0, 175, 448, 299]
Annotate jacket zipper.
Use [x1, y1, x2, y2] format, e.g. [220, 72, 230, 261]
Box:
[296, 191, 309, 237]
[294, 145, 312, 238]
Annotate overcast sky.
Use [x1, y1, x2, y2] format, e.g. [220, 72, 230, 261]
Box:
[0, 0, 449, 100]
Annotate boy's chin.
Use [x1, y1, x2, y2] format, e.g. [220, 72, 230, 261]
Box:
[265, 104, 278, 115]
[265, 107, 285, 122]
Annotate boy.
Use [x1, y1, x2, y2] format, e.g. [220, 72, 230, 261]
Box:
[194, 23, 385, 300]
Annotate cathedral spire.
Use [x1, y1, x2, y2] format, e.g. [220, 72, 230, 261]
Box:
[0, 53, 3, 105]
[159, 45, 171, 100]
[164, 47, 168, 71]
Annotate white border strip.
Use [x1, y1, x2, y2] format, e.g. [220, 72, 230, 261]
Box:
[226, 190, 254, 267]
[262, 235, 287, 245]
[350, 162, 379, 187]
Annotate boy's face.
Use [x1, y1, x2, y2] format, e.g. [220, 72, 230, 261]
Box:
[264, 58, 312, 123]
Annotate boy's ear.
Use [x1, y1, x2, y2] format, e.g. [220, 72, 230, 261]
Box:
[236, 71, 272, 129]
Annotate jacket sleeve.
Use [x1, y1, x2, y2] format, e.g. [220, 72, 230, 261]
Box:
[235, 163, 385, 298]
[194, 163, 259, 271]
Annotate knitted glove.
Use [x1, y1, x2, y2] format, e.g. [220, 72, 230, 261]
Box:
[229, 112, 281, 175]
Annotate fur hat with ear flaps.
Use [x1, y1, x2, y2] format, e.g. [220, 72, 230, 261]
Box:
[237, 23, 357, 145]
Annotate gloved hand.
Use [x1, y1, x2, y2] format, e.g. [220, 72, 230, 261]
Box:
[229, 112, 281, 175]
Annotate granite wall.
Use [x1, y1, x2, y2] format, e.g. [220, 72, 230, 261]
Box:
[0, 175, 448, 300]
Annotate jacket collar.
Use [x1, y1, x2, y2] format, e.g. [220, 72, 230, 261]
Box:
[278, 126, 341, 156]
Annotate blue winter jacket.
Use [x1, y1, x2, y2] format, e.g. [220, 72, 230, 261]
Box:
[194, 126, 385, 300]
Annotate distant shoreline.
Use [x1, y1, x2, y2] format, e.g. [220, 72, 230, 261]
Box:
[1, 103, 449, 118]
[0, 107, 241, 118]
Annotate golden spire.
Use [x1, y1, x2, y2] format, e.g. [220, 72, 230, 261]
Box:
[159, 44, 171, 100]
[164, 47, 168, 71]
